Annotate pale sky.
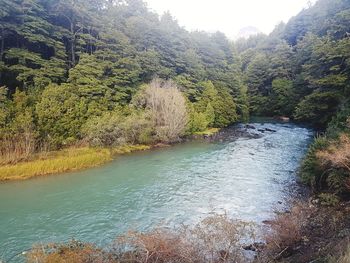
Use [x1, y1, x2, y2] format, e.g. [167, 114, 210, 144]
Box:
[144, 0, 317, 39]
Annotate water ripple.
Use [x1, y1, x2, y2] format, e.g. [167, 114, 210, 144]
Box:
[0, 122, 313, 261]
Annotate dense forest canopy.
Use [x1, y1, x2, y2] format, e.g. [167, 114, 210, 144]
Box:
[0, 0, 245, 156]
[237, 0, 350, 128]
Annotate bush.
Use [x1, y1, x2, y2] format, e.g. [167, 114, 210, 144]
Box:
[0, 133, 36, 165]
[36, 84, 87, 148]
[27, 240, 107, 263]
[300, 136, 329, 190]
[187, 111, 209, 133]
[27, 215, 256, 263]
[82, 110, 155, 147]
[82, 111, 125, 147]
[316, 134, 350, 194]
[133, 78, 189, 142]
[318, 193, 340, 206]
[264, 203, 313, 257]
[122, 111, 155, 145]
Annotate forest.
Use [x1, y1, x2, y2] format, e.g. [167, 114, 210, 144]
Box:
[0, 0, 242, 158]
[1, 0, 350, 193]
[1, 0, 350, 261]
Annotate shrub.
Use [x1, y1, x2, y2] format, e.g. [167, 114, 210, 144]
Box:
[122, 111, 155, 145]
[82, 111, 125, 147]
[300, 136, 329, 190]
[187, 111, 209, 133]
[36, 84, 87, 148]
[0, 133, 36, 165]
[114, 214, 255, 263]
[264, 203, 313, 257]
[317, 134, 350, 172]
[316, 134, 350, 194]
[133, 78, 188, 142]
[27, 215, 256, 263]
[82, 110, 155, 147]
[318, 193, 340, 206]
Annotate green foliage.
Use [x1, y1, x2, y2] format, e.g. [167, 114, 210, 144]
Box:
[326, 103, 350, 137]
[294, 91, 341, 127]
[195, 81, 238, 128]
[36, 84, 87, 147]
[318, 193, 340, 206]
[82, 109, 154, 147]
[205, 103, 215, 126]
[0, 0, 246, 151]
[187, 111, 209, 133]
[300, 136, 329, 189]
[238, 0, 350, 121]
[270, 78, 295, 116]
[82, 111, 126, 147]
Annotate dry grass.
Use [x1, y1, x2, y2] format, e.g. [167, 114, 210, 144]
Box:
[27, 214, 256, 263]
[0, 145, 150, 181]
[335, 244, 350, 263]
[316, 133, 350, 192]
[261, 202, 314, 261]
[317, 134, 350, 173]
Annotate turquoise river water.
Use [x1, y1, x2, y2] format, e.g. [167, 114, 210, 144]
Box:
[0, 122, 313, 262]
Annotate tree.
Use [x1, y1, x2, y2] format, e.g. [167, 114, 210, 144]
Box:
[36, 84, 87, 147]
[270, 78, 295, 116]
[136, 78, 188, 142]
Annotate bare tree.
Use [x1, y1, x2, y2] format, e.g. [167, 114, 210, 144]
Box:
[143, 78, 188, 142]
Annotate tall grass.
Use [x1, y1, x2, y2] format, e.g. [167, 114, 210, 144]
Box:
[0, 145, 150, 181]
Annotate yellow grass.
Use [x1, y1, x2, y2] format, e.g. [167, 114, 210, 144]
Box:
[0, 145, 150, 181]
[193, 128, 220, 136]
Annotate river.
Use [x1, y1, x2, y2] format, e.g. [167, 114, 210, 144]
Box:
[0, 121, 312, 262]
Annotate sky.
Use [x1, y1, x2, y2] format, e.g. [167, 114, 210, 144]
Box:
[143, 0, 317, 39]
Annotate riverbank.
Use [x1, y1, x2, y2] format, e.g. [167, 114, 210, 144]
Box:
[258, 198, 350, 263]
[23, 201, 350, 263]
[0, 128, 223, 182]
[0, 145, 151, 181]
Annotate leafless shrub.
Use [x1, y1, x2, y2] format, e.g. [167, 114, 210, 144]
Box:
[0, 132, 36, 165]
[189, 214, 255, 262]
[139, 78, 188, 143]
[27, 215, 256, 263]
[113, 229, 199, 263]
[113, 214, 255, 263]
[262, 202, 314, 260]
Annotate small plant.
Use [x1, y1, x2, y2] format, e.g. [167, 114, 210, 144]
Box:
[318, 193, 340, 206]
[27, 240, 107, 263]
